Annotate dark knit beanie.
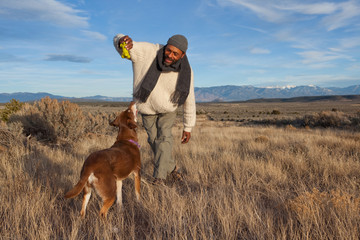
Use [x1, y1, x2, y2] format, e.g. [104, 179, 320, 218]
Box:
[167, 34, 188, 53]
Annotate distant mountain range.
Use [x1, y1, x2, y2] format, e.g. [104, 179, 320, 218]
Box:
[0, 93, 132, 103]
[1, 85, 359, 103]
[194, 85, 360, 102]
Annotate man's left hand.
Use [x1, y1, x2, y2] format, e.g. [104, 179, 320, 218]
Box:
[181, 131, 191, 144]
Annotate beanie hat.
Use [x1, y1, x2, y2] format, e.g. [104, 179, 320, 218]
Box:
[167, 34, 188, 53]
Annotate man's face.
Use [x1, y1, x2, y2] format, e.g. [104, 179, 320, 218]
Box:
[164, 44, 185, 66]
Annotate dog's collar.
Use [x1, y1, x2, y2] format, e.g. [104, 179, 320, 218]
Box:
[128, 139, 141, 148]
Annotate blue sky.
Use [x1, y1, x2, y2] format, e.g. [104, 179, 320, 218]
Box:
[0, 0, 359, 97]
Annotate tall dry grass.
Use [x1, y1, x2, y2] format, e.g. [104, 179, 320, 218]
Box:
[1, 100, 360, 239]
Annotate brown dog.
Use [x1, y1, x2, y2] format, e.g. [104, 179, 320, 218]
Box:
[64, 102, 141, 219]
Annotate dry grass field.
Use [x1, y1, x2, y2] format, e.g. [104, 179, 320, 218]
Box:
[1, 97, 360, 239]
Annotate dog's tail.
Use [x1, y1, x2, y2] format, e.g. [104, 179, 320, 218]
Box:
[64, 171, 92, 199]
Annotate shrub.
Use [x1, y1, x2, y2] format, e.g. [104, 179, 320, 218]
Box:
[0, 99, 24, 122]
[350, 111, 360, 128]
[271, 110, 281, 115]
[9, 97, 87, 143]
[8, 97, 119, 144]
[0, 125, 24, 152]
[85, 111, 117, 135]
[303, 111, 351, 128]
[196, 109, 206, 115]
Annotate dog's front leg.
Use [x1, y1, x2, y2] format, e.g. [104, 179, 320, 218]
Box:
[116, 180, 123, 207]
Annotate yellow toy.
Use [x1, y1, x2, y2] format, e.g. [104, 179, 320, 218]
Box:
[120, 42, 131, 59]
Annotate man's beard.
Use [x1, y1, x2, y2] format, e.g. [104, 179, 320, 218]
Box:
[163, 55, 176, 66]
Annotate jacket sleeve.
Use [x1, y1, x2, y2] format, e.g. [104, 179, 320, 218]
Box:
[183, 69, 196, 132]
[114, 34, 160, 63]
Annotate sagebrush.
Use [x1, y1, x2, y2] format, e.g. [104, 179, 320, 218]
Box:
[0, 99, 24, 122]
[8, 97, 116, 144]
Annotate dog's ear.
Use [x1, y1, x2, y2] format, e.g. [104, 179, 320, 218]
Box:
[110, 119, 116, 126]
[128, 102, 138, 122]
[110, 114, 121, 127]
[127, 119, 137, 129]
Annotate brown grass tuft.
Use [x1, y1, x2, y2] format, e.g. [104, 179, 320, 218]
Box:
[288, 188, 360, 238]
[254, 135, 269, 143]
[285, 124, 297, 130]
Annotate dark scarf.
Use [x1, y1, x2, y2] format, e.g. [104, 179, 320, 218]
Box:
[133, 46, 191, 106]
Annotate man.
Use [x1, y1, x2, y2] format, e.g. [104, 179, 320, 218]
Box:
[113, 34, 196, 185]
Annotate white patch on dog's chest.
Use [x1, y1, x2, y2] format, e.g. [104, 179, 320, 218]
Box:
[88, 173, 98, 184]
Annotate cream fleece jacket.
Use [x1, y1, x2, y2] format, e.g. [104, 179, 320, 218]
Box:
[113, 34, 196, 132]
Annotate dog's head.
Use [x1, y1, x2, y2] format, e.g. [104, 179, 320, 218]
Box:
[110, 101, 138, 129]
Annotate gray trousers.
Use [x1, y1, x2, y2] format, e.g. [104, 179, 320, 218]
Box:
[141, 111, 177, 179]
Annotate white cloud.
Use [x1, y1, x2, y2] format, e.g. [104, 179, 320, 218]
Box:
[297, 50, 352, 65]
[325, 37, 360, 54]
[0, 53, 25, 62]
[274, 29, 297, 42]
[220, 0, 360, 31]
[275, 2, 337, 15]
[347, 63, 360, 71]
[322, 1, 360, 31]
[328, 48, 344, 52]
[250, 47, 270, 54]
[81, 30, 107, 41]
[45, 54, 92, 63]
[307, 63, 337, 69]
[220, 0, 284, 23]
[235, 24, 268, 34]
[0, 0, 89, 28]
[339, 37, 360, 49]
